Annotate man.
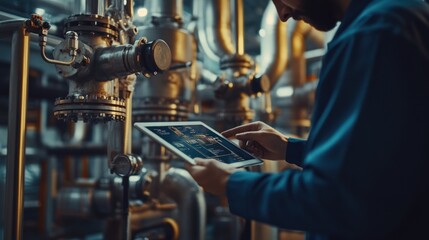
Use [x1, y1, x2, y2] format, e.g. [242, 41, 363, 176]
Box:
[186, 0, 429, 239]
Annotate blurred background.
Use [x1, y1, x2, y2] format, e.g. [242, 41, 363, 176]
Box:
[0, 0, 334, 239]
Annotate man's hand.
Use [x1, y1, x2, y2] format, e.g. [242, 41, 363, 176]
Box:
[185, 158, 240, 197]
[222, 121, 289, 160]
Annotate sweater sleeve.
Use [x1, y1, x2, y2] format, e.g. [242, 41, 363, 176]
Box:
[227, 25, 429, 238]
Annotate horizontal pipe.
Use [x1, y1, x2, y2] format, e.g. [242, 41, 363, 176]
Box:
[0, 19, 26, 36]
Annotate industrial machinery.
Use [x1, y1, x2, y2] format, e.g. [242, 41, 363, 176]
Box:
[0, 0, 328, 239]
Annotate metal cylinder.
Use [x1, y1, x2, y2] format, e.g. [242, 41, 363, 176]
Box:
[1, 19, 29, 240]
[151, 0, 183, 19]
[134, 27, 195, 121]
[57, 187, 95, 218]
[74, 0, 105, 15]
[85, 0, 105, 15]
[94, 39, 171, 80]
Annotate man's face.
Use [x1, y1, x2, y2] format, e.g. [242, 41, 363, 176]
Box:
[272, 0, 340, 31]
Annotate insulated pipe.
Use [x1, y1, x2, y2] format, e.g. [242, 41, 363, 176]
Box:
[0, 19, 30, 240]
[198, 0, 235, 68]
[259, 1, 288, 90]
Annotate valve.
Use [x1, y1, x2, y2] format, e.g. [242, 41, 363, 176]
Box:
[250, 74, 270, 94]
[111, 154, 144, 177]
[93, 38, 172, 80]
[29, 14, 80, 66]
[214, 74, 270, 99]
[140, 38, 172, 76]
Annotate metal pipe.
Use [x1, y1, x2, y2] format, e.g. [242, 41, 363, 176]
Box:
[1, 19, 29, 240]
[123, 76, 134, 154]
[125, 0, 134, 20]
[198, 0, 235, 69]
[291, 21, 324, 88]
[40, 45, 77, 65]
[151, 0, 183, 19]
[234, 0, 244, 55]
[289, 21, 325, 136]
[107, 89, 133, 169]
[259, 1, 288, 90]
[85, 0, 105, 15]
[0, 19, 25, 35]
[162, 168, 206, 240]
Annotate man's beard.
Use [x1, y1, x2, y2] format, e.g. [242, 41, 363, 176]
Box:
[300, 0, 341, 31]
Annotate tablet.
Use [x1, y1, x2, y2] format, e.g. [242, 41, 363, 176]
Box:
[134, 121, 263, 168]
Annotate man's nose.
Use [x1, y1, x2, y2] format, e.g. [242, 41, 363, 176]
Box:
[272, 1, 291, 22]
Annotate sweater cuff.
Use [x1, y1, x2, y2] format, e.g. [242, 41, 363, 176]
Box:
[285, 137, 307, 166]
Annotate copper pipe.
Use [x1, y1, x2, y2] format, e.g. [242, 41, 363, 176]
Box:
[291, 21, 312, 88]
[290, 21, 325, 136]
[124, 91, 133, 154]
[234, 0, 244, 55]
[107, 78, 134, 169]
[1, 19, 30, 240]
[291, 21, 325, 88]
[40, 45, 77, 66]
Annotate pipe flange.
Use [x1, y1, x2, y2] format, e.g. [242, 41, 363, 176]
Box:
[133, 98, 189, 121]
[220, 54, 255, 70]
[54, 95, 126, 122]
[64, 14, 119, 40]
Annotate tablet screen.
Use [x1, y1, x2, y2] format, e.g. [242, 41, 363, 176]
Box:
[134, 121, 263, 168]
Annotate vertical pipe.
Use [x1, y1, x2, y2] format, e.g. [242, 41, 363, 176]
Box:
[124, 92, 133, 154]
[125, 0, 134, 19]
[85, 0, 105, 15]
[198, 0, 235, 68]
[3, 20, 29, 240]
[151, 0, 183, 19]
[234, 0, 244, 55]
[259, 1, 288, 90]
[123, 91, 132, 240]
[106, 82, 133, 239]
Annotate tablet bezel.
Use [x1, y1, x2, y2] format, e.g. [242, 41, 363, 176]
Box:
[134, 121, 263, 168]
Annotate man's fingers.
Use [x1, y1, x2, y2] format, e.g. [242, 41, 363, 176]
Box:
[221, 122, 263, 138]
[235, 131, 265, 142]
[194, 157, 211, 166]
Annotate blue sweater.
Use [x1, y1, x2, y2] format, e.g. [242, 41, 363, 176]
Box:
[227, 0, 429, 239]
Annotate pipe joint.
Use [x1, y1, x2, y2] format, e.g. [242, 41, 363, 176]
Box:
[29, 14, 79, 66]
